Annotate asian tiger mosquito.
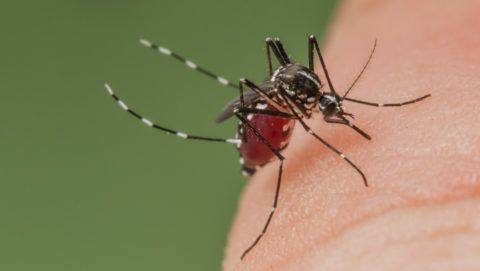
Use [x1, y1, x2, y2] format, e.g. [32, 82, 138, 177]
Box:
[104, 35, 431, 260]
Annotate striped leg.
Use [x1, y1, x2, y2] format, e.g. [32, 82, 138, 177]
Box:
[240, 160, 284, 260]
[104, 84, 240, 144]
[343, 94, 431, 107]
[139, 39, 239, 90]
[234, 80, 287, 260]
[280, 91, 368, 187]
[235, 112, 285, 260]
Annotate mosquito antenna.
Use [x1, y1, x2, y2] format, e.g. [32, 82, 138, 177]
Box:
[344, 94, 431, 107]
[342, 39, 377, 99]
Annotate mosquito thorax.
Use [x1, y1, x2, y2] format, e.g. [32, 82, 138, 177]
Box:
[271, 64, 322, 109]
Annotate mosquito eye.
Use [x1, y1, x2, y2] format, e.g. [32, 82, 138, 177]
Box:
[318, 96, 334, 114]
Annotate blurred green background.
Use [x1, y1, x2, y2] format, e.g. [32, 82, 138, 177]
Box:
[0, 0, 336, 270]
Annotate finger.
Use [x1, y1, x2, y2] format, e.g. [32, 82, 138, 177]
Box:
[224, 0, 480, 270]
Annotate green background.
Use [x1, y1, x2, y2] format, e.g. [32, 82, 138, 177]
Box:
[0, 1, 336, 270]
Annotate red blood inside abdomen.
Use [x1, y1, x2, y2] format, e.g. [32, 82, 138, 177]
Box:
[240, 105, 295, 167]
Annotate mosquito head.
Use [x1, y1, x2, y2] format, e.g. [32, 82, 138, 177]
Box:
[273, 64, 322, 110]
[318, 92, 342, 116]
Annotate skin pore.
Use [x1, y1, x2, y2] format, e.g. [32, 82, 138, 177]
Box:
[223, 0, 480, 270]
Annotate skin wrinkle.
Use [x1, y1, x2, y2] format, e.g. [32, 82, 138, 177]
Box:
[224, 0, 480, 270]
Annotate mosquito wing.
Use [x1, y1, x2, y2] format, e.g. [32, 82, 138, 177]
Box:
[215, 89, 260, 123]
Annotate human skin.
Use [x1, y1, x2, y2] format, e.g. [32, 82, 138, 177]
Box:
[223, 0, 480, 270]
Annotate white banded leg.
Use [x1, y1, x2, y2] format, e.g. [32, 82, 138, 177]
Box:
[343, 94, 431, 107]
[280, 91, 368, 187]
[235, 85, 286, 260]
[234, 115, 285, 260]
[104, 84, 240, 144]
[306, 126, 367, 186]
[139, 39, 238, 90]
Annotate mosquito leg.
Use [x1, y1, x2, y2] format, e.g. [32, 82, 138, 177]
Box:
[240, 160, 284, 260]
[265, 37, 290, 67]
[240, 78, 286, 112]
[236, 108, 294, 119]
[236, 79, 290, 141]
[324, 115, 372, 140]
[234, 112, 285, 260]
[266, 40, 274, 76]
[104, 84, 240, 144]
[280, 91, 368, 186]
[238, 80, 249, 142]
[308, 35, 337, 95]
[139, 39, 239, 90]
[272, 38, 291, 64]
[308, 34, 315, 71]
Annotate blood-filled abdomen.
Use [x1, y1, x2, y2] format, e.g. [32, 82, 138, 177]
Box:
[239, 104, 294, 175]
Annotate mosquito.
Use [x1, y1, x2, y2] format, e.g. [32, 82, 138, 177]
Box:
[104, 35, 431, 260]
